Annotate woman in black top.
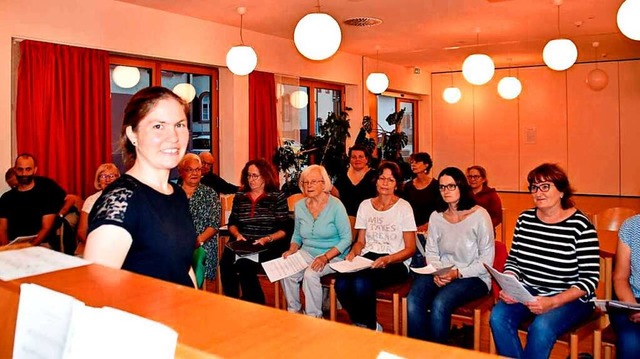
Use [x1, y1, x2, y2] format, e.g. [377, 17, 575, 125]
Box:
[219, 159, 291, 304]
[331, 145, 377, 217]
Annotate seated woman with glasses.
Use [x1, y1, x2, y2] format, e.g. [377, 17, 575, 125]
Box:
[219, 159, 291, 304]
[76, 163, 120, 254]
[407, 167, 495, 343]
[610, 214, 640, 358]
[178, 153, 221, 283]
[334, 161, 416, 331]
[282, 165, 352, 318]
[489, 163, 600, 359]
[466, 165, 503, 229]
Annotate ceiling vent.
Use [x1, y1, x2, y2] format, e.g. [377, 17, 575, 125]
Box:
[343, 17, 383, 27]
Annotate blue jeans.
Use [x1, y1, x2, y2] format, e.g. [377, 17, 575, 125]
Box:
[407, 274, 488, 343]
[609, 297, 640, 359]
[489, 297, 593, 359]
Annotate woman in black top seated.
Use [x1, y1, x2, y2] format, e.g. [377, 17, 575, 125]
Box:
[331, 144, 377, 218]
[219, 159, 291, 304]
[85, 87, 197, 287]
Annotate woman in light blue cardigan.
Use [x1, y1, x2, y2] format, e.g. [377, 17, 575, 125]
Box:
[281, 165, 352, 318]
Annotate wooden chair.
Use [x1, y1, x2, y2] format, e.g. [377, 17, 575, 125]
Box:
[593, 324, 616, 359]
[593, 207, 637, 232]
[287, 193, 304, 212]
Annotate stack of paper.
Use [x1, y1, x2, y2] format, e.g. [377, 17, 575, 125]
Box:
[261, 252, 308, 282]
[0, 246, 89, 281]
[410, 264, 454, 276]
[329, 256, 374, 273]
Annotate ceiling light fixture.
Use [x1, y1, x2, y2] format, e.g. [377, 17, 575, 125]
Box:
[366, 48, 389, 94]
[290, 90, 309, 109]
[543, 1, 578, 71]
[226, 7, 258, 76]
[497, 60, 522, 100]
[586, 42, 609, 91]
[443, 72, 461, 104]
[617, 0, 640, 41]
[294, 0, 342, 60]
[173, 83, 197, 103]
[462, 32, 495, 86]
[112, 66, 141, 89]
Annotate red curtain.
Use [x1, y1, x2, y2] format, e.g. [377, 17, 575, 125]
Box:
[248, 71, 278, 161]
[16, 40, 111, 198]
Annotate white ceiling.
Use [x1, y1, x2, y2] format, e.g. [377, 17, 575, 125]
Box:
[118, 0, 640, 73]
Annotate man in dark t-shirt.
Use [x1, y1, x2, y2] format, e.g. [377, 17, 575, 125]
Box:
[198, 152, 239, 194]
[0, 154, 66, 245]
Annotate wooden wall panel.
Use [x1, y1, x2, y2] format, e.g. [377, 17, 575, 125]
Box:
[619, 61, 640, 196]
[474, 69, 520, 191]
[431, 72, 474, 175]
[517, 67, 568, 191]
[567, 62, 620, 195]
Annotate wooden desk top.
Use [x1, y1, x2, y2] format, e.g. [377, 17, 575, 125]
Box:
[0, 264, 496, 359]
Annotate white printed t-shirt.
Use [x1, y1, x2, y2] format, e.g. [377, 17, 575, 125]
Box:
[355, 198, 417, 268]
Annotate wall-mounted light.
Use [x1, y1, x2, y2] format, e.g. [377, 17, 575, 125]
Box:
[112, 66, 140, 89]
[294, 1, 342, 60]
[226, 7, 258, 76]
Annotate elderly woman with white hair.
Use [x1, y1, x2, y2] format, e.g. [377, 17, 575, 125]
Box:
[76, 163, 120, 253]
[281, 165, 352, 318]
[178, 153, 221, 282]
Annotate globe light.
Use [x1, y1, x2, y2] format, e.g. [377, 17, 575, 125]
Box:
[365, 72, 389, 94]
[462, 54, 495, 85]
[442, 87, 462, 104]
[226, 45, 258, 76]
[294, 12, 342, 60]
[173, 83, 197, 103]
[543, 38, 578, 71]
[112, 66, 140, 89]
[497, 77, 523, 100]
[586, 68, 609, 91]
[290, 90, 309, 109]
[617, 0, 640, 41]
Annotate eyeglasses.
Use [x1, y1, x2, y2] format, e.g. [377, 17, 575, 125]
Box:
[99, 174, 118, 180]
[528, 183, 552, 193]
[302, 180, 324, 186]
[184, 168, 202, 174]
[439, 184, 458, 191]
[246, 174, 261, 180]
[201, 161, 213, 167]
[466, 175, 482, 180]
[377, 177, 396, 183]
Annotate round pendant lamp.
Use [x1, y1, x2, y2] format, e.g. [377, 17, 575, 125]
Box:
[443, 87, 462, 104]
[294, 8, 342, 61]
[586, 42, 609, 91]
[497, 76, 522, 100]
[462, 54, 495, 85]
[366, 73, 389, 94]
[173, 83, 197, 103]
[226, 7, 258, 76]
[617, 0, 640, 41]
[112, 66, 141, 89]
[290, 90, 309, 109]
[543, 2, 578, 71]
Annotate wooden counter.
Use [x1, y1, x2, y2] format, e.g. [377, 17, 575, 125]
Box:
[0, 264, 497, 359]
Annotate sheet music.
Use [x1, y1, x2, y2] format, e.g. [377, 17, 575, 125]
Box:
[410, 264, 454, 276]
[484, 264, 535, 303]
[329, 256, 373, 273]
[0, 246, 89, 281]
[261, 252, 308, 282]
[6, 234, 37, 246]
[595, 299, 640, 313]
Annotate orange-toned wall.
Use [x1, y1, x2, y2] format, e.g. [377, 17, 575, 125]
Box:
[0, 0, 430, 193]
[431, 60, 640, 196]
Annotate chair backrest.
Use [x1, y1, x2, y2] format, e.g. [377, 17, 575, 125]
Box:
[192, 246, 207, 289]
[593, 207, 637, 232]
[220, 194, 235, 227]
[287, 193, 305, 212]
[491, 240, 508, 299]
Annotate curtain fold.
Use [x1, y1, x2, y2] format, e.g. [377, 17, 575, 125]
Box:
[16, 40, 111, 198]
[248, 71, 278, 161]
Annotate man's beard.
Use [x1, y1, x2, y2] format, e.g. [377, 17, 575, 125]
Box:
[16, 175, 34, 185]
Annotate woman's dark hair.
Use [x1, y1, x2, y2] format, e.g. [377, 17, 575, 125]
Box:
[467, 165, 489, 186]
[348, 144, 371, 162]
[409, 152, 433, 173]
[376, 161, 404, 195]
[240, 159, 280, 193]
[434, 167, 476, 212]
[527, 163, 575, 209]
[121, 86, 188, 168]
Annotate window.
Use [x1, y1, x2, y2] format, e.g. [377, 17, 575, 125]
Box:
[109, 57, 219, 173]
[376, 95, 418, 161]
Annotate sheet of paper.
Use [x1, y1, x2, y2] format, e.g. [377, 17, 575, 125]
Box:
[7, 234, 37, 246]
[0, 246, 89, 281]
[261, 251, 308, 282]
[13, 283, 83, 359]
[595, 299, 640, 313]
[235, 252, 259, 263]
[410, 264, 454, 276]
[329, 256, 373, 273]
[483, 264, 535, 303]
[377, 351, 406, 359]
[64, 306, 177, 359]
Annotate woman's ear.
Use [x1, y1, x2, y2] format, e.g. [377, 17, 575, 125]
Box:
[125, 126, 137, 146]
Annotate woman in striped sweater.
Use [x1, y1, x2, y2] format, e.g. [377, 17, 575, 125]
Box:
[489, 163, 600, 359]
